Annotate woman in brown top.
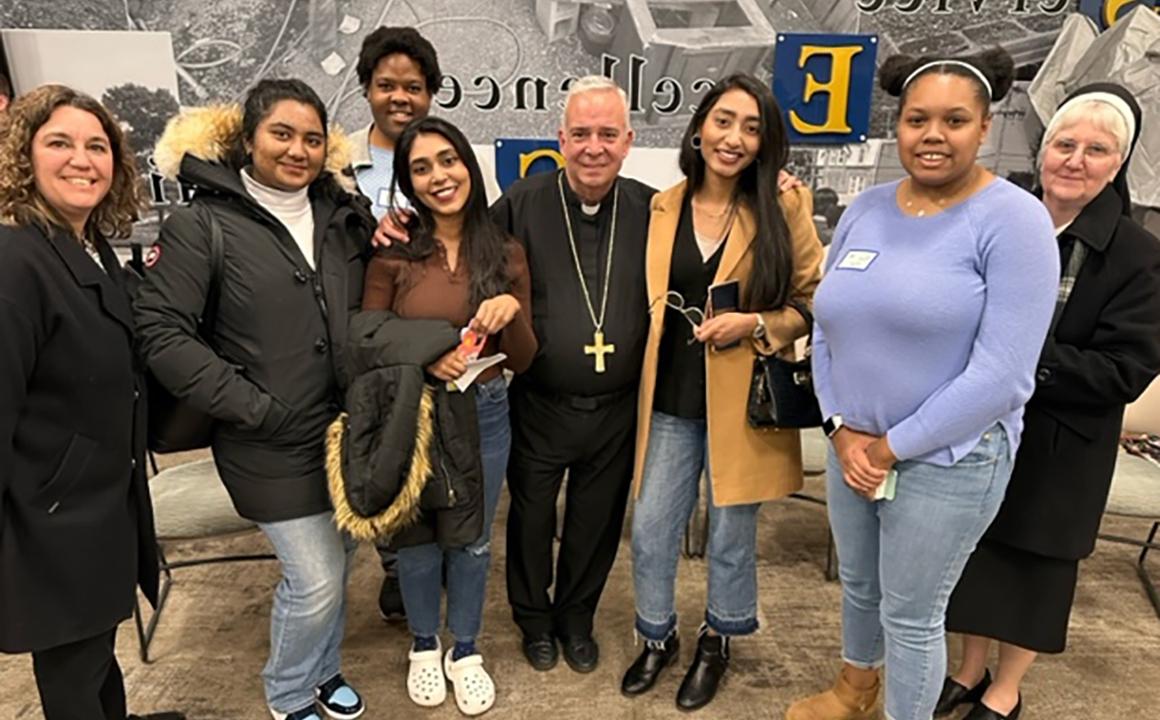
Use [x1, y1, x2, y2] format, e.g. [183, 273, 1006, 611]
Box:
[361, 116, 535, 716]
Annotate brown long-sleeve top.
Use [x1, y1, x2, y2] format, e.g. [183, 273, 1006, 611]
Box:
[362, 239, 537, 382]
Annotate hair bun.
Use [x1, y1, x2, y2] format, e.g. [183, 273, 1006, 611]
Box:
[879, 54, 920, 97]
[972, 47, 1015, 102]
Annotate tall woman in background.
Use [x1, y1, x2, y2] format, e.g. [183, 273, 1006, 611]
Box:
[786, 49, 1060, 720]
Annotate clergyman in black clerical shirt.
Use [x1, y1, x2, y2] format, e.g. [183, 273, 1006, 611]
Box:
[494, 76, 655, 676]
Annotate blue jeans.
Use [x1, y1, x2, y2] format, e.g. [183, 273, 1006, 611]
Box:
[257, 511, 358, 714]
[827, 425, 1013, 720]
[396, 376, 510, 643]
[631, 411, 761, 641]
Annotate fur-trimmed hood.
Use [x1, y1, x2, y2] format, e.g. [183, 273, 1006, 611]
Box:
[152, 104, 358, 194]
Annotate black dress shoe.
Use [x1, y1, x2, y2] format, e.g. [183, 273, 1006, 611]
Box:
[622, 634, 680, 696]
[962, 695, 1022, 720]
[935, 669, 992, 716]
[377, 574, 405, 621]
[522, 633, 558, 671]
[560, 634, 600, 673]
[675, 631, 729, 711]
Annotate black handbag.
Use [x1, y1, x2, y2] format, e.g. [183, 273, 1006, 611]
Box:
[747, 301, 823, 429]
[126, 205, 226, 452]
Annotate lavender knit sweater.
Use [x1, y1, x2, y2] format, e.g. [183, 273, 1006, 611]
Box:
[812, 178, 1059, 464]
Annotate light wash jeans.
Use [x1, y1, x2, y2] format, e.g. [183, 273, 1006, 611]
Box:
[257, 511, 358, 714]
[827, 425, 1013, 720]
[396, 376, 510, 643]
[631, 411, 761, 641]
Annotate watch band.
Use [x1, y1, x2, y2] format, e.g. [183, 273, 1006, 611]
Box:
[752, 313, 767, 340]
[823, 415, 844, 437]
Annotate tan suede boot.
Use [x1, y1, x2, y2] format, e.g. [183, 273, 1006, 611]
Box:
[785, 663, 881, 720]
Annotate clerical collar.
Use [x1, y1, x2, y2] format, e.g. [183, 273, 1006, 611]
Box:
[560, 170, 616, 219]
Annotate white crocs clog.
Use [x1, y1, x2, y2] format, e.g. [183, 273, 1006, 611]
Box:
[444, 648, 496, 716]
[407, 639, 447, 707]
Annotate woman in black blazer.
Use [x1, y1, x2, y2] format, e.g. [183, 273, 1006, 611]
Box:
[0, 85, 181, 720]
[938, 84, 1160, 720]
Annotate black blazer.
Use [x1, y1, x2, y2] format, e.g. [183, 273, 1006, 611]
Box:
[986, 186, 1160, 560]
[0, 224, 158, 653]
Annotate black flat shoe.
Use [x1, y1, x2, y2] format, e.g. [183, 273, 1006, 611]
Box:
[963, 695, 1022, 720]
[560, 634, 599, 673]
[675, 630, 729, 711]
[935, 669, 992, 716]
[522, 632, 558, 671]
[621, 634, 680, 696]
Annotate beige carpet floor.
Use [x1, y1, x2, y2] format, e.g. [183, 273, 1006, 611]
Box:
[2, 468, 1158, 719]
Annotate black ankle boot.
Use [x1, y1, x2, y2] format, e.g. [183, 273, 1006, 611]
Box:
[622, 632, 681, 697]
[676, 629, 729, 711]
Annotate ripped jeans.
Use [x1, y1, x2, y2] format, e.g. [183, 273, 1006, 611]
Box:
[396, 375, 510, 643]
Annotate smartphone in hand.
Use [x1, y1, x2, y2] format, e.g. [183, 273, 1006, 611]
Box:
[708, 279, 741, 350]
[708, 279, 740, 317]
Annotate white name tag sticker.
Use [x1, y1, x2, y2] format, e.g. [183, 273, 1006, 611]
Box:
[837, 250, 879, 271]
[377, 187, 393, 207]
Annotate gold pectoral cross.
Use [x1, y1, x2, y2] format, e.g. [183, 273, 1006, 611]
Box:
[584, 331, 616, 374]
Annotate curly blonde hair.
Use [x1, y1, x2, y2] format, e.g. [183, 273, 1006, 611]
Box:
[0, 84, 144, 240]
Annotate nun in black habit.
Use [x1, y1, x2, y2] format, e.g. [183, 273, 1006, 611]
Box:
[936, 84, 1160, 720]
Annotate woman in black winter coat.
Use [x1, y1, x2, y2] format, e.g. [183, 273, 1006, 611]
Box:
[133, 80, 376, 720]
[0, 85, 182, 720]
[939, 84, 1160, 720]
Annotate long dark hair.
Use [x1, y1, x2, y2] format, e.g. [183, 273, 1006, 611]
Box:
[389, 116, 511, 309]
[679, 73, 792, 311]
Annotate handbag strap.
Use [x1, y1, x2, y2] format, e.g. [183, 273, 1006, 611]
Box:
[197, 203, 226, 338]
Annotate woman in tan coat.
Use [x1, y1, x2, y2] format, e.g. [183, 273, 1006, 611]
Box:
[619, 73, 823, 711]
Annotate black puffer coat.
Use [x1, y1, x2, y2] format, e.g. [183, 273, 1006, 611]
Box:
[134, 106, 376, 522]
[327, 311, 484, 549]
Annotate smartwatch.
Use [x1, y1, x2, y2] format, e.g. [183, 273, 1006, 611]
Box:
[822, 414, 844, 438]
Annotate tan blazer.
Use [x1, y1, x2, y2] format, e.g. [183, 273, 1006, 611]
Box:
[632, 181, 824, 506]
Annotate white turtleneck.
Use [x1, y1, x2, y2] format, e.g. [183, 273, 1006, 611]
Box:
[240, 169, 316, 269]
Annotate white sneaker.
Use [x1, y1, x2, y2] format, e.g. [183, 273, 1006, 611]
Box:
[407, 639, 446, 707]
[444, 648, 495, 716]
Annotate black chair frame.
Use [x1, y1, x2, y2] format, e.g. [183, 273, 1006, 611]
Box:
[1098, 520, 1160, 620]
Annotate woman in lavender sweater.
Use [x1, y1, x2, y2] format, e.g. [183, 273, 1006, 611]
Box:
[785, 49, 1059, 720]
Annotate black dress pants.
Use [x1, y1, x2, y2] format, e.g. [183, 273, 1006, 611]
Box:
[505, 382, 636, 638]
[31, 626, 126, 720]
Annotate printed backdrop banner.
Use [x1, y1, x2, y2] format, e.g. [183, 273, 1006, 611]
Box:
[0, 1, 1156, 240]
[773, 33, 879, 145]
[494, 138, 563, 193]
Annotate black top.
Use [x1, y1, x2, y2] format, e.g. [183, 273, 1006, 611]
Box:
[491, 170, 656, 395]
[654, 194, 725, 419]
